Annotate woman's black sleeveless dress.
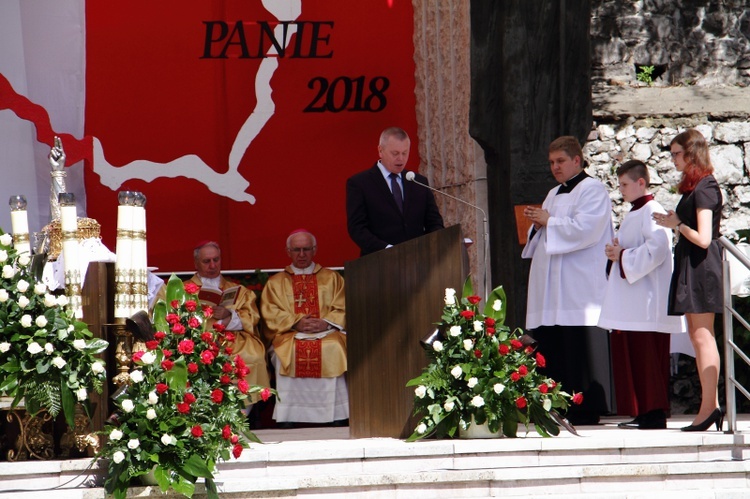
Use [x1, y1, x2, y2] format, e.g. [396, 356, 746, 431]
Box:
[667, 175, 723, 315]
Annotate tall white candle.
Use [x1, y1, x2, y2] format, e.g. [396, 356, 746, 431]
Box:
[58, 193, 82, 318]
[115, 204, 135, 270]
[8, 195, 30, 256]
[131, 192, 148, 312]
[114, 191, 136, 318]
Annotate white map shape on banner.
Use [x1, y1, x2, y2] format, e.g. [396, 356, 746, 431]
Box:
[92, 0, 302, 205]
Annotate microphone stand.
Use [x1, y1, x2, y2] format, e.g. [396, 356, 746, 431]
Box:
[405, 172, 490, 300]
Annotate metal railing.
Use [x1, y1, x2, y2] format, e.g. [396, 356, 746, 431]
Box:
[720, 235, 750, 433]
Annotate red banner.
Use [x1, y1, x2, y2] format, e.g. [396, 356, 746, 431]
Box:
[84, 0, 417, 271]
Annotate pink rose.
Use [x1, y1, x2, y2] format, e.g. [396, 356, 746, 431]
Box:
[184, 282, 200, 294]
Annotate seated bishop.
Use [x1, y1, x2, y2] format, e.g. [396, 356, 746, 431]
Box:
[188, 241, 270, 399]
[261, 230, 348, 426]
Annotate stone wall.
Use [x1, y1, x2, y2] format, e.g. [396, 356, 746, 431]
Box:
[585, 117, 750, 235]
[590, 0, 750, 233]
[592, 0, 750, 88]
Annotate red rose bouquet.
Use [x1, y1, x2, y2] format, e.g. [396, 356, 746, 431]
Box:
[407, 278, 581, 440]
[99, 275, 273, 499]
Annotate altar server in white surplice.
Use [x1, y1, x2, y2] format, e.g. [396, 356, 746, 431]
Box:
[522, 136, 615, 426]
[598, 160, 685, 430]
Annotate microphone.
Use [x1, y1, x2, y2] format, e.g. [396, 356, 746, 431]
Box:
[405, 171, 490, 300]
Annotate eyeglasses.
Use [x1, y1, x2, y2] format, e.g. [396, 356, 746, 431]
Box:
[670, 150, 684, 158]
[288, 246, 315, 253]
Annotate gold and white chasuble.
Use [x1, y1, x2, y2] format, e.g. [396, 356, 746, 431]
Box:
[261, 265, 346, 378]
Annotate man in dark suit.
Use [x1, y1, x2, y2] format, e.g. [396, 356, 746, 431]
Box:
[346, 127, 444, 256]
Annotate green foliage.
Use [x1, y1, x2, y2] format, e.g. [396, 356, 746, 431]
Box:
[636, 65, 655, 85]
[406, 278, 577, 441]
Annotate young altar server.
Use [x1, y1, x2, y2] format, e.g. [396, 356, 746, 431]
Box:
[598, 160, 685, 429]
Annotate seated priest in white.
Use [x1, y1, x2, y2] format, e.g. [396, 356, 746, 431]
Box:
[260, 230, 348, 426]
[188, 241, 270, 398]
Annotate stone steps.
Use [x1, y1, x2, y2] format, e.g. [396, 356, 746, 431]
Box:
[212, 426, 750, 498]
[0, 419, 748, 498]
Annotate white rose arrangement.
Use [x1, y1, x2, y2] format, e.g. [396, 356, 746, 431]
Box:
[407, 277, 580, 441]
[0, 229, 108, 429]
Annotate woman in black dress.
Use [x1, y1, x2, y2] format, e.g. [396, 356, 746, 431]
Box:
[654, 128, 723, 431]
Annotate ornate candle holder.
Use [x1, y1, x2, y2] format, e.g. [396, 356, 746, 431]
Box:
[8, 195, 31, 256]
[110, 317, 133, 386]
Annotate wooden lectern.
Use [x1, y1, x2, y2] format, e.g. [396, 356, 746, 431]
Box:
[345, 225, 468, 438]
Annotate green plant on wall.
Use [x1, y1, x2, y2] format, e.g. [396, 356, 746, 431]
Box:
[636, 65, 655, 85]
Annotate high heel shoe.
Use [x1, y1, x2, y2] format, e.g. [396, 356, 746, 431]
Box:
[680, 408, 724, 432]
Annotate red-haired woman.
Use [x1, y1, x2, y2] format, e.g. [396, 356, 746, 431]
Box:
[654, 128, 724, 431]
